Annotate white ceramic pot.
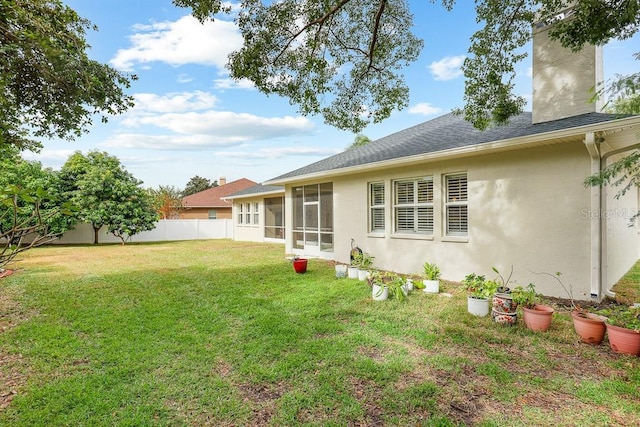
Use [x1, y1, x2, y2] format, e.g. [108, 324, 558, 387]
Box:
[372, 284, 388, 301]
[347, 266, 358, 279]
[467, 296, 490, 317]
[423, 279, 439, 293]
[357, 269, 370, 281]
[335, 264, 348, 278]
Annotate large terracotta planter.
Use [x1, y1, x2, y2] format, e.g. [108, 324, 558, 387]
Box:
[571, 311, 607, 345]
[523, 304, 554, 332]
[292, 258, 308, 273]
[605, 323, 640, 356]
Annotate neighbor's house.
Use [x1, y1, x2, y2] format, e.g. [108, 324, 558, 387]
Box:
[259, 13, 640, 301]
[225, 184, 285, 243]
[181, 177, 257, 220]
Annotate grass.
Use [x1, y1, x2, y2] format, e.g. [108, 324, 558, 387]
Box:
[0, 240, 638, 426]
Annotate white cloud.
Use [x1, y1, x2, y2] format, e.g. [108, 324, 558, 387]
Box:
[213, 78, 255, 90]
[103, 133, 247, 150]
[132, 91, 218, 113]
[123, 111, 313, 138]
[22, 149, 77, 163]
[215, 146, 340, 159]
[408, 103, 443, 116]
[177, 73, 193, 83]
[110, 15, 242, 71]
[429, 55, 466, 81]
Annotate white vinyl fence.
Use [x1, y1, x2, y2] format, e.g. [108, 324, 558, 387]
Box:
[52, 219, 233, 244]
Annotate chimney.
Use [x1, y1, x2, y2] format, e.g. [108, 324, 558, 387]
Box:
[532, 7, 603, 124]
[219, 176, 226, 186]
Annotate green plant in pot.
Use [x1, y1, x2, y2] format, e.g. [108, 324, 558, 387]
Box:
[368, 271, 407, 302]
[422, 261, 441, 293]
[511, 283, 554, 331]
[462, 273, 498, 317]
[597, 305, 640, 356]
[355, 252, 375, 281]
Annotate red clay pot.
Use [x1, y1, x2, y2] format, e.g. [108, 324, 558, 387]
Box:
[523, 304, 554, 332]
[293, 258, 308, 274]
[605, 323, 640, 356]
[571, 311, 606, 345]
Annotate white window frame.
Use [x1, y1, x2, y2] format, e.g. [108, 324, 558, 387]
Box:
[445, 173, 468, 236]
[237, 203, 244, 224]
[252, 202, 259, 226]
[392, 177, 434, 235]
[369, 181, 385, 233]
[244, 202, 251, 225]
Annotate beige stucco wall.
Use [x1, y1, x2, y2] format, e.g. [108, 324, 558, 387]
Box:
[287, 140, 603, 299]
[232, 197, 286, 244]
[180, 208, 232, 220]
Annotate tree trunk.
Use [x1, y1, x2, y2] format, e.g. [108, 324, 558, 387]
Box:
[93, 226, 100, 244]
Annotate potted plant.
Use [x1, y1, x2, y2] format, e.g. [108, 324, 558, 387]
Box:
[347, 253, 360, 279]
[511, 283, 554, 331]
[334, 262, 348, 278]
[462, 273, 498, 317]
[356, 252, 375, 281]
[490, 268, 517, 325]
[542, 271, 606, 344]
[287, 254, 308, 274]
[386, 273, 408, 302]
[422, 261, 441, 293]
[599, 305, 640, 356]
[368, 270, 389, 301]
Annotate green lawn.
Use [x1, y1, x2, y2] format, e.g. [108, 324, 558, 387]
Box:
[0, 240, 638, 426]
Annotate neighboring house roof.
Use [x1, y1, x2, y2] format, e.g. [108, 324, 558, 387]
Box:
[224, 184, 285, 200]
[182, 178, 257, 208]
[265, 112, 640, 184]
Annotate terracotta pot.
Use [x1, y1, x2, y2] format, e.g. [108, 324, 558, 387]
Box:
[292, 258, 308, 274]
[523, 304, 554, 332]
[605, 323, 640, 356]
[571, 311, 606, 345]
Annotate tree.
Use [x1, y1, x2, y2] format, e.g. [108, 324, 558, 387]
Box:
[346, 134, 371, 150]
[174, 0, 638, 132]
[0, 147, 77, 269]
[182, 176, 217, 197]
[59, 151, 159, 244]
[150, 185, 184, 219]
[0, 0, 135, 151]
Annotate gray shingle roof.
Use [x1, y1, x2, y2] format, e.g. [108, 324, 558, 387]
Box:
[268, 112, 632, 182]
[225, 184, 284, 198]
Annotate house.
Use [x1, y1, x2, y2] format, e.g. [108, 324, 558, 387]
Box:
[225, 184, 285, 243]
[181, 177, 257, 220]
[256, 11, 640, 301]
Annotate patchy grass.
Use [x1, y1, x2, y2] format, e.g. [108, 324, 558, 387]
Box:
[612, 259, 640, 304]
[0, 240, 638, 426]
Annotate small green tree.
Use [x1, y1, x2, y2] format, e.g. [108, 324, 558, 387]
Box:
[1, 185, 76, 270]
[59, 151, 159, 244]
[182, 176, 217, 197]
[149, 186, 184, 219]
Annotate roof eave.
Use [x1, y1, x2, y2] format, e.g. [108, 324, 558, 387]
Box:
[224, 189, 285, 200]
[264, 116, 640, 186]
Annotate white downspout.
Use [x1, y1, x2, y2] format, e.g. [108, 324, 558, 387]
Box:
[584, 132, 602, 300]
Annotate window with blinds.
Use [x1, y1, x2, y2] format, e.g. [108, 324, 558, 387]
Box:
[237, 203, 243, 224]
[445, 174, 468, 236]
[252, 202, 259, 225]
[393, 178, 433, 235]
[369, 182, 385, 232]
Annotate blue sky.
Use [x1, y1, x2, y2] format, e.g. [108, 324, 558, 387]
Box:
[26, 1, 640, 189]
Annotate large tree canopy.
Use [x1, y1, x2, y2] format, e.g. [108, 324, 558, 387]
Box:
[0, 0, 135, 151]
[174, 0, 639, 131]
[59, 151, 158, 244]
